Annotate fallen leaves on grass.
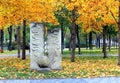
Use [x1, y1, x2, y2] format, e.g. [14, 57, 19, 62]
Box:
[0, 56, 120, 79]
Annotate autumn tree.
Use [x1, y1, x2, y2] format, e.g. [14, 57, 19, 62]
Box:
[78, 0, 118, 58]
[57, 0, 103, 61]
[64, 0, 87, 62]
[0, 0, 62, 59]
[91, 0, 118, 58]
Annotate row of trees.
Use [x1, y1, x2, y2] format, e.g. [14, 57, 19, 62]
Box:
[64, 24, 117, 50]
[0, 0, 120, 64]
[56, 0, 119, 62]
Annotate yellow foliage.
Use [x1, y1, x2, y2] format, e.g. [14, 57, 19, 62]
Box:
[0, 0, 119, 31]
[65, 0, 118, 32]
[0, 0, 61, 28]
[0, 56, 120, 79]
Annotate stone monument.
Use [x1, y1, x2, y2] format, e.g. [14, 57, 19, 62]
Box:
[30, 22, 61, 71]
[30, 23, 50, 70]
[47, 28, 62, 69]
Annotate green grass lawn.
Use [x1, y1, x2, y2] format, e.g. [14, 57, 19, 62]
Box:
[0, 56, 120, 79]
[1, 50, 18, 54]
[63, 47, 118, 55]
[0, 47, 118, 55]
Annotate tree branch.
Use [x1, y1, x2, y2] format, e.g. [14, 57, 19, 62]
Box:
[105, 5, 118, 24]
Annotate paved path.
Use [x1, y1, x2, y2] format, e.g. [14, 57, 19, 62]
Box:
[0, 77, 120, 83]
[0, 52, 30, 59]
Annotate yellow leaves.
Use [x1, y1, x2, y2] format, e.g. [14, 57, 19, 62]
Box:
[0, 0, 119, 30]
[0, 56, 120, 79]
[0, 58, 30, 70]
[0, 0, 60, 28]
[66, 3, 74, 11]
[65, 0, 84, 11]
[26, 0, 60, 25]
[76, 0, 118, 33]
[61, 57, 119, 78]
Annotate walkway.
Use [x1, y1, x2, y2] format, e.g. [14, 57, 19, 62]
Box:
[0, 77, 120, 83]
[0, 51, 30, 59]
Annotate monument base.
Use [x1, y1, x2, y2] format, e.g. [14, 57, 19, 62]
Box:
[37, 68, 50, 72]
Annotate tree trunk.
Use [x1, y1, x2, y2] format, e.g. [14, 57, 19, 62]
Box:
[76, 24, 81, 54]
[61, 23, 64, 54]
[71, 26, 76, 62]
[96, 34, 101, 49]
[14, 29, 17, 42]
[17, 26, 21, 58]
[98, 35, 101, 49]
[96, 34, 99, 49]
[113, 37, 116, 47]
[85, 34, 88, 50]
[69, 28, 72, 51]
[96, 34, 97, 49]
[68, 35, 72, 51]
[108, 34, 111, 51]
[8, 25, 12, 51]
[103, 26, 107, 58]
[118, 1, 120, 65]
[22, 20, 26, 60]
[89, 31, 93, 50]
[71, 8, 76, 62]
[116, 35, 118, 49]
[0, 29, 4, 53]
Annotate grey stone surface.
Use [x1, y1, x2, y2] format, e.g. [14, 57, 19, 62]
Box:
[0, 80, 30, 83]
[47, 28, 62, 69]
[0, 77, 120, 83]
[30, 23, 49, 70]
[30, 23, 62, 70]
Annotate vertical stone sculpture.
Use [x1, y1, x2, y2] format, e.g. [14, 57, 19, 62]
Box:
[30, 23, 49, 70]
[30, 22, 61, 71]
[47, 28, 62, 70]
